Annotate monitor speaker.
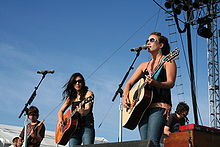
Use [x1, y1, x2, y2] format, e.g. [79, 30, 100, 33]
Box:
[75, 139, 154, 147]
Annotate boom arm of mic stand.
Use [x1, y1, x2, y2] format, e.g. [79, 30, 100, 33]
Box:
[18, 74, 46, 118]
[112, 50, 140, 101]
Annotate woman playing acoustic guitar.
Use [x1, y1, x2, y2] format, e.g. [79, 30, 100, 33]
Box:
[122, 32, 177, 147]
[57, 72, 95, 146]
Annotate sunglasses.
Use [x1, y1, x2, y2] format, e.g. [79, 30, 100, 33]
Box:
[146, 38, 158, 44]
[73, 79, 83, 84]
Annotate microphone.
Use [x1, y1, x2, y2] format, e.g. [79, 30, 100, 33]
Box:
[37, 70, 55, 74]
[130, 45, 148, 52]
[184, 116, 189, 122]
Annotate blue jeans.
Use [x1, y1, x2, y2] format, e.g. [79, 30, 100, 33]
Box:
[68, 127, 95, 147]
[138, 107, 166, 147]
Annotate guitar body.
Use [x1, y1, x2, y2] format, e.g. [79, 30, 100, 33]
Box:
[55, 96, 94, 145]
[122, 78, 153, 130]
[55, 109, 78, 145]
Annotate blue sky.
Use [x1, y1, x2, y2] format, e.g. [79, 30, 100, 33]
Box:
[0, 0, 216, 142]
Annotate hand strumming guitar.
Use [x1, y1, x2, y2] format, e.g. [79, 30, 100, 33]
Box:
[58, 119, 64, 128]
[122, 95, 131, 109]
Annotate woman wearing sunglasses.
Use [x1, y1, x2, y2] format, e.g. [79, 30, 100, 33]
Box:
[122, 32, 177, 147]
[57, 72, 95, 147]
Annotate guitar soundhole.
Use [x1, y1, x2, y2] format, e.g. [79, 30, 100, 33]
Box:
[63, 120, 67, 126]
[145, 85, 152, 90]
[133, 91, 139, 101]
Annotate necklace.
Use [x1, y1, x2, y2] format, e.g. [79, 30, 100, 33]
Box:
[148, 55, 163, 76]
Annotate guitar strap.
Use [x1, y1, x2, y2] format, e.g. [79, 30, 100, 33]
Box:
[152, 56, 166, 80]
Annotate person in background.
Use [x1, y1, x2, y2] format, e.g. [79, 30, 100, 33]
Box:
[57, 72, 95, 147]
[163, 102, 189, 136]
[10, 137, 19, 147]
[19, 106, 45, 147]
[123, 32, 177, 147]
[17, 138, 23, 147]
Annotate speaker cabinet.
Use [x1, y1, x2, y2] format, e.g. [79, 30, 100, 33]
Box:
[164, 130, 220, 147]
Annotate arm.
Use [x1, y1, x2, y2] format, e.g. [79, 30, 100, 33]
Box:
[122, 62, 147, 108]
[146, 60, 176, 89]
[77, 90, 94, 116]
[164, 126, 171, 136]
[164, 114, 174, 136]
[57, 98, 71, 126]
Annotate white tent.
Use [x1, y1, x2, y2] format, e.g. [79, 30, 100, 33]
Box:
[0, 124, 108, 147]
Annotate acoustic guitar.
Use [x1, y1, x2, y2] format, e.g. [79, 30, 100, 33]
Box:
[55, 96, 94, 145]
[122, 48, 179, 130]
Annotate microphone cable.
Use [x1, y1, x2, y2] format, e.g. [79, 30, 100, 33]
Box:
[85, 9, 161, 81]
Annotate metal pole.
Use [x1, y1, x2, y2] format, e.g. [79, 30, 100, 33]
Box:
[186, 7, 199, 124]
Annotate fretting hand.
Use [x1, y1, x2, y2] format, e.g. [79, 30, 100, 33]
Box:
[76, 105, 86, 116]
[145, 75, 158, 86]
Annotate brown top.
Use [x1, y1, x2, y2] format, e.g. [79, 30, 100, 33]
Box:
[19, 120, 45, 147]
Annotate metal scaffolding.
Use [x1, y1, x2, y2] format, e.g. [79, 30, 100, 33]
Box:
[162, 0, 220, 127]
[207, 1, 220, 128]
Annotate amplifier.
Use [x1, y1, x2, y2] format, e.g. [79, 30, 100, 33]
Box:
[164, 124, 220, 147]
[179, 124, 220, 135]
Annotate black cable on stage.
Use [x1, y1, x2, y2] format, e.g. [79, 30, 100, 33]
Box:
[153, 0, 161, 31]
[179, 33, 190, 78]
[42, 100, 63, 121]
[85, 9, 161, 80]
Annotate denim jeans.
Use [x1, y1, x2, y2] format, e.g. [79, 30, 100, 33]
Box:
[68, 127, 95, 147]
[138, 107, 166, 147]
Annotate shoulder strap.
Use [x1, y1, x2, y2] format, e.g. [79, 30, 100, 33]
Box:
[152, 56, 166, 80]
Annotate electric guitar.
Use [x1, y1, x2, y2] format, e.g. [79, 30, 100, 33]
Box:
[122, 48, 179, 130]
[55, 96, 94, 145]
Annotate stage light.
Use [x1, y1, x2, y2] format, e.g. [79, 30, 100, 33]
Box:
[197, 15, 212, 25]
[164, 1, 172, 9]
[197, 15, 213, 38]
[174, 0, 181, 5]
[182, 4, 190, 11]
[192, 1, 200, 9]
[173, 5, 182, 15]
[202, 0, 210, 4]
[197, 25, 213, 38]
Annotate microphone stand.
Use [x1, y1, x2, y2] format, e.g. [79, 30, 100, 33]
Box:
[185, 117, 193, 147]
[112, 50, 141, 142]
[18, 73, 47, 147]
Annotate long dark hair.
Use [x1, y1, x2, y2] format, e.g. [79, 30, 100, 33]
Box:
[150, 32, 170, 55]
[62, 73, 88, 101]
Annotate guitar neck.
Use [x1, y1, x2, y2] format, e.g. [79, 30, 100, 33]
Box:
[63, 96, 94, 123]
[150, 50, 175, 78]
[65, 109, 77, 123]
[65, 100, 85, 122]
